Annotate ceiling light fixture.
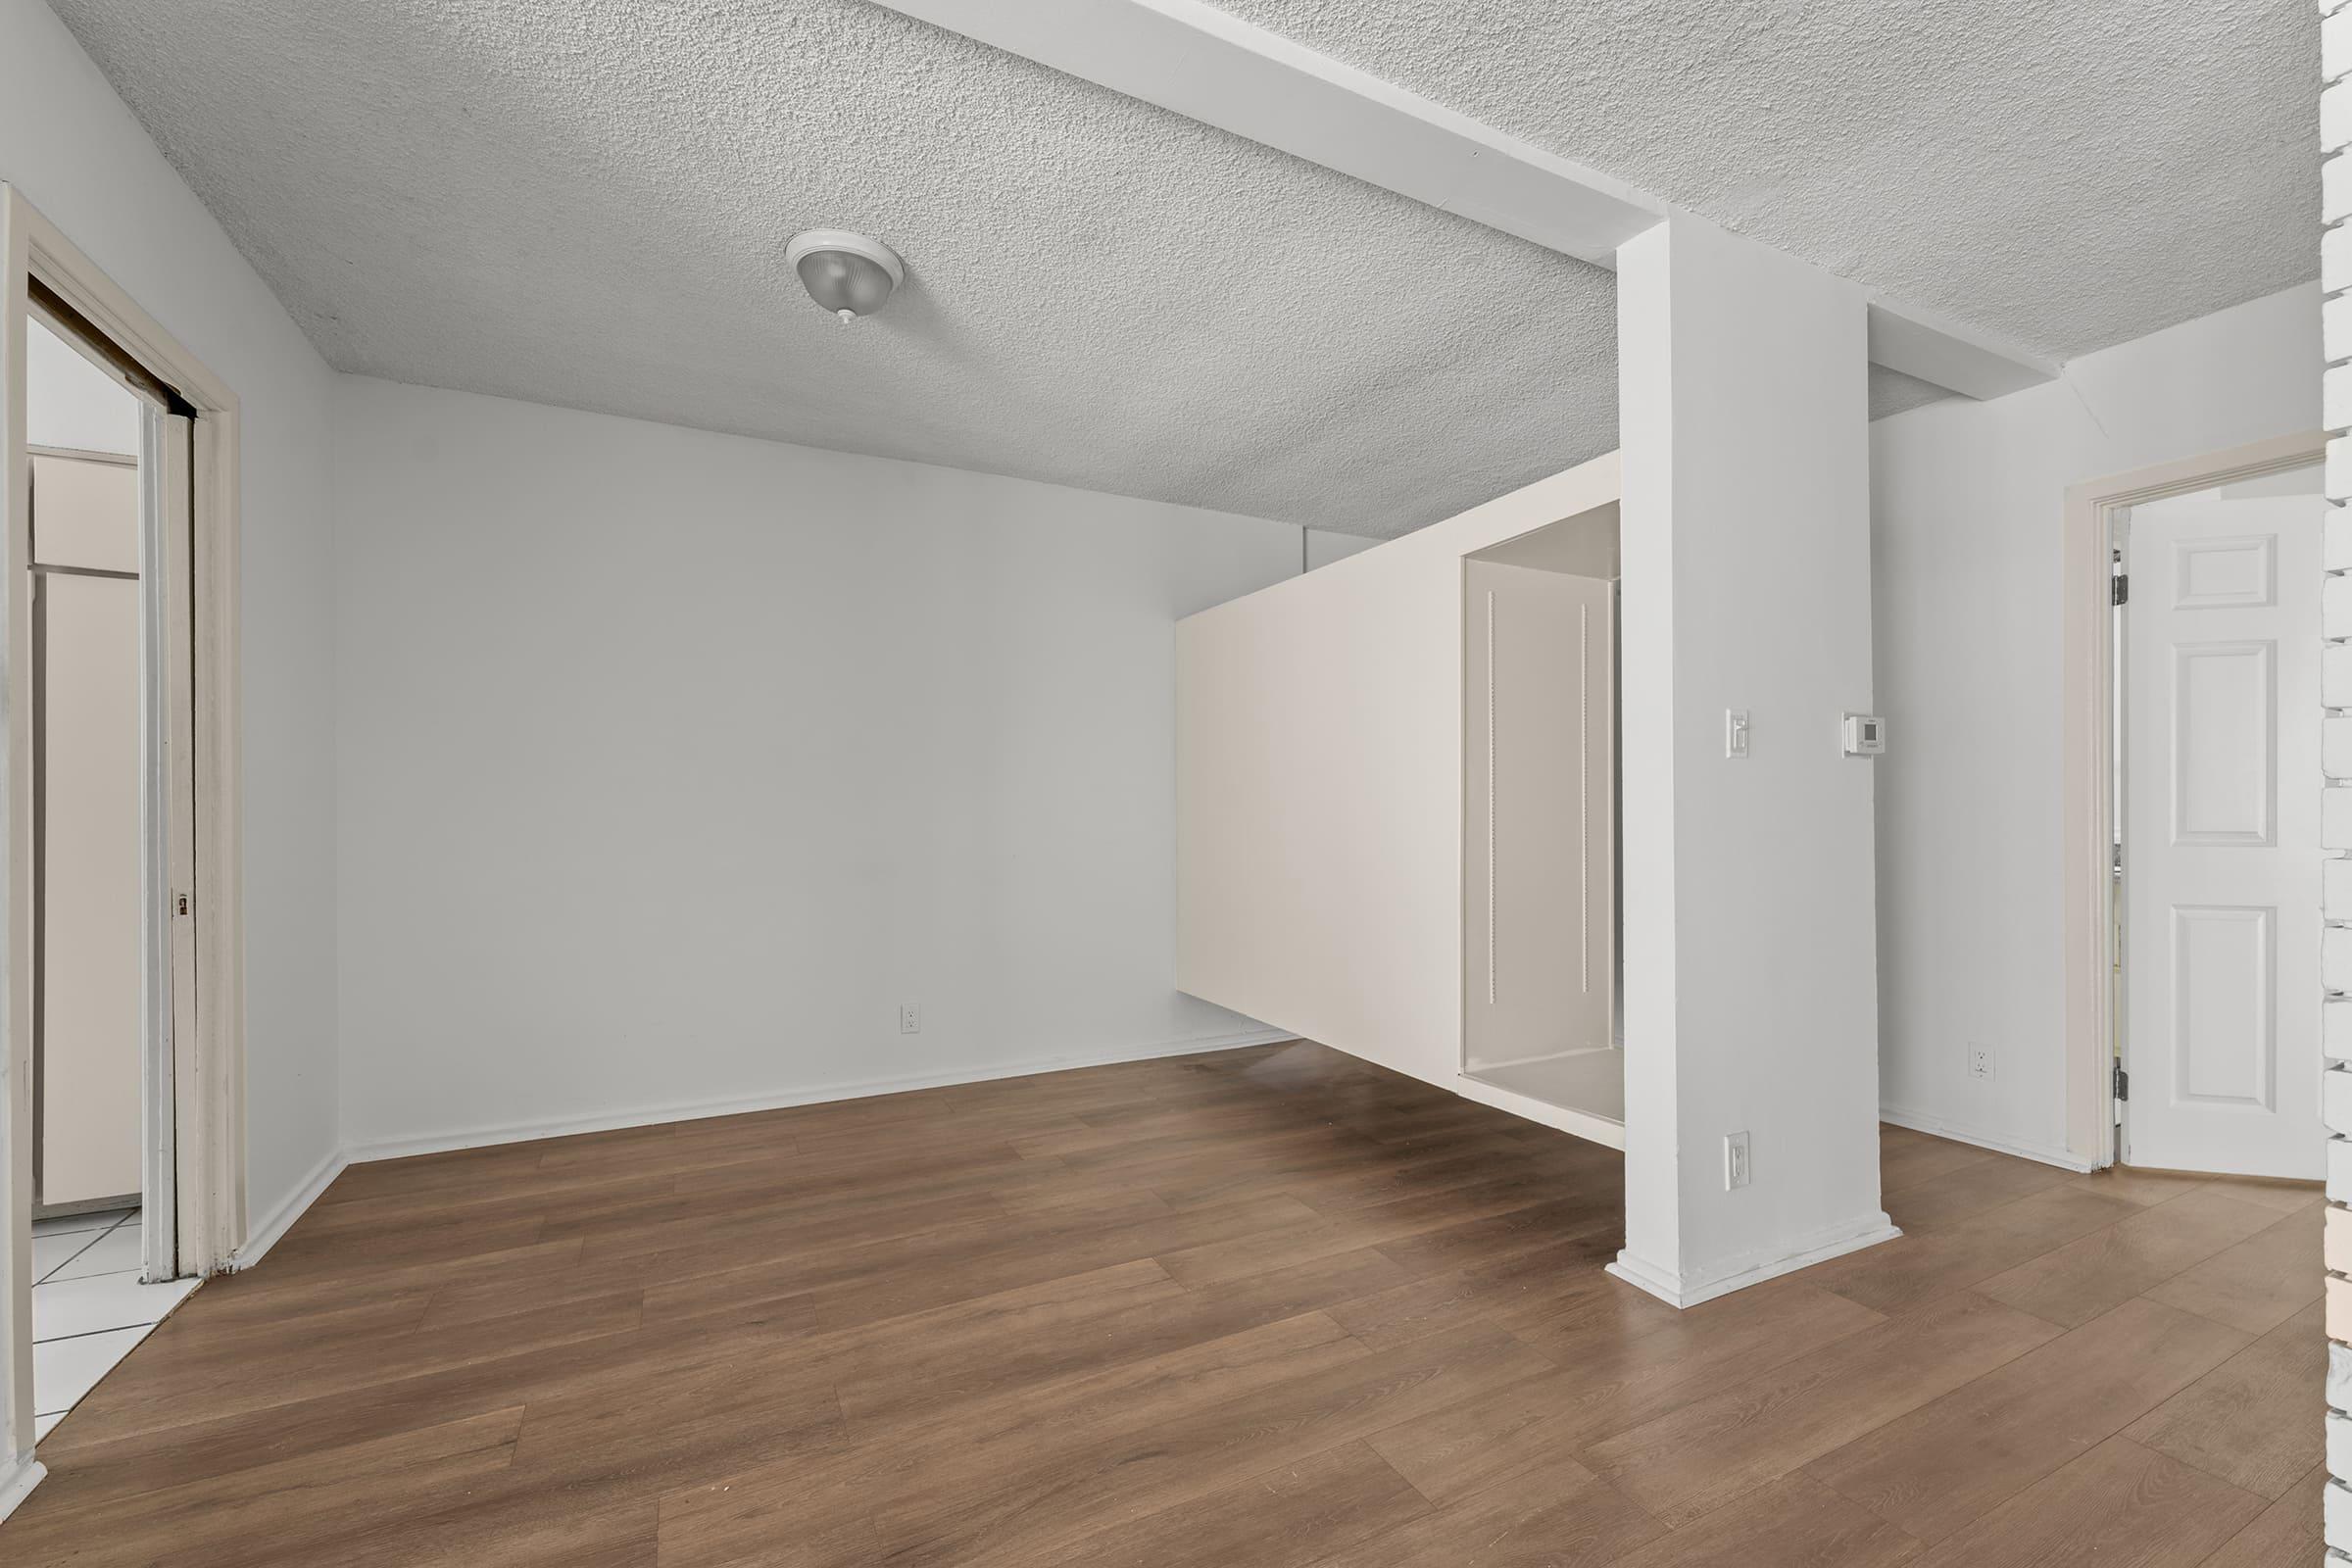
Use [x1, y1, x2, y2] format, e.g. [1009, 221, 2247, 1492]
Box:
[785, 229, 904, 324]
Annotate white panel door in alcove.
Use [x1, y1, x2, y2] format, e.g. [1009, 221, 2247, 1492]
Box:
[2123, 471, 2323, 1178]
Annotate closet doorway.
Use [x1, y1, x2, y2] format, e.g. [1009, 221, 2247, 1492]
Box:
[1462, 505, 1622, 1143]
[4, 184, 247, 1471]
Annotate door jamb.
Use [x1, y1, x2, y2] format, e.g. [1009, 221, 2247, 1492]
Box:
[1, 184, 246, 1470]
[2060, 429, 2327, 1170]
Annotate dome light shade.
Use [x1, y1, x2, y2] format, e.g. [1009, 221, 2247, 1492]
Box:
[785, 229, 905, 324]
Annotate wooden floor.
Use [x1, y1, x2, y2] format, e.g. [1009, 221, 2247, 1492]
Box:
[2, 1040, 2325, 1566]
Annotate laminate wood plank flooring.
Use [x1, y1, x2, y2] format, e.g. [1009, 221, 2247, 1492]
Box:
[0, 1040, 2322, 1566]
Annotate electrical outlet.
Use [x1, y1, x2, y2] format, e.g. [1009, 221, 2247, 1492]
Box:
[1968, 1045, 1993, 1080]
[1724, 1132, 1751, 1191]
[900, 1003, 922, 1035]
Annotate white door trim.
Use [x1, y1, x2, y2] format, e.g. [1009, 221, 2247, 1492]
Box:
[0, 184, 246, 1476]
[2061, 430, 2327, 1168]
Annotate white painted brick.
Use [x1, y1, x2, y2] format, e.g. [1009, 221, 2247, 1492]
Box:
[2334, 436, 2352, 498]
[2334, 1207, 2352, 1273]
[2330, 155, 2352, 225]
[2334, 1071, 2352, 1138]
[2334, 1140, 2352, 1203]
[2331, 928, 2352, 993]
[2337, 225, 2352, 299]
[2331, 368, 2352, 436]
[2334, 1479, 2352, 1552]
[2330, 295, 2352, 366]
[2329, 999, 2352, 1059]
[2331, 80, 2352, 155]
[2335, 1411, 2352, 1481]
[2331, 858, 2352, 919]
[2332, 5, 2352, 80]
[2330, 790, 2352, 849]
[2331, 502, 2352, 566]
[2331, 718, 2352, 779]
[2333, 1339, 2352, 1406]
[2331, 575, 2352, 642]
[2329, 645, 2352, 706]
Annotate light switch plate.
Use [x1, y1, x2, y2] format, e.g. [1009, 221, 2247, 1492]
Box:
[1726, 710, 1751, 760]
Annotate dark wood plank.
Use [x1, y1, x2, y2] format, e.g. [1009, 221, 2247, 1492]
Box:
[2198, 1462, 2327, 1568]
[1804, 1296, 2247, 1543]
[2141, 1201, 2324, 1336]
[1908, 1436, 2264, 1567]
[1801, 1186, 2143, 1316]
[1033, 1442, 1430, 1568]
[2122, 1298, 2326, 1500]
[1306, 1453, 1663, 1568]
[1603, 1474, 1921, 1568]
[1584, 1291, 2060, 1526]
[1975, 1189, 2286, 1328]
[0, 1043, 2317, 1568]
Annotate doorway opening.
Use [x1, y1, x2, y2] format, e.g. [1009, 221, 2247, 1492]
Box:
[2063, 431, 2328, 1178]
[1460, 504, 1623, 1144]
[3, 184, 247, 1474]
[22, 311, 200, 1440]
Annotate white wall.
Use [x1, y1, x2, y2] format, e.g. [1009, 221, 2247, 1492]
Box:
[1873, 282, 2321, 1164]
[1613, 214, 1887, 1305]
[1, 0, 341, 1265]
[27, 318, 136, 456]
[331, 377, 1341, 1151]
[1173, 457, 1622, 1143]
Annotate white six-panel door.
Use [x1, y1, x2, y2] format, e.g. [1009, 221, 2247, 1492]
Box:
[2123, 477, 2325, 1178]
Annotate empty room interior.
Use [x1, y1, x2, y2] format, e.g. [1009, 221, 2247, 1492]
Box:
[0, 0, 2343, 1563]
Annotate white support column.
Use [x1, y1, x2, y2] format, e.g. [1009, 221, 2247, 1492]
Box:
[2322, 1, 2352, 1556]
[1608, 213, 1896, 1307]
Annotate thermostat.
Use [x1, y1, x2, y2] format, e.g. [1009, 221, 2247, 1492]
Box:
[1842, 713, 1886, 757]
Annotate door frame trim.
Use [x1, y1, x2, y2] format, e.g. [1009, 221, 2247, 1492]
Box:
[2060, 429, 2327, 1169]
[1, 185, 246, 1471]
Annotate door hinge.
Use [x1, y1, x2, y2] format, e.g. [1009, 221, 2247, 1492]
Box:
[2111, 573, 2129, 607]
[2112, 1062, 2129, 1102]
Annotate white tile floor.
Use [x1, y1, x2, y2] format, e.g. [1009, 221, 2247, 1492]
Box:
[29, 1207, 197, 1441]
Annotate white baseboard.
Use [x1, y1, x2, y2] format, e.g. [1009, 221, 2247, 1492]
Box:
[0, 1455, 46, 1524]
[1879, 1104, 2096, 1173]
[1451, 1072, 1625, 1152]
[346, 1028, 1297, 1165]
[1607, 1212, 1903, 1309]
[231, 1144, 351, 1271]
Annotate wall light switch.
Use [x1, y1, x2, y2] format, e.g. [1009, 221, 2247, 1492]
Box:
[1725, 1132, 1751, 1190]
[1726, 710, 1751, 760]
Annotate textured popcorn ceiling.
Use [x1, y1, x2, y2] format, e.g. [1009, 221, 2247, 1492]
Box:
[1211, 0, 2318, 363]
[42, 0, 1616, 536]
[44, 0, 2316, 534]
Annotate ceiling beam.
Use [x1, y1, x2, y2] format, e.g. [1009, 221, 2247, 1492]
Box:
[874, 0, 1661, 268]
[1865, 296, 2060, 401]
[875, 0, 2059, 401]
